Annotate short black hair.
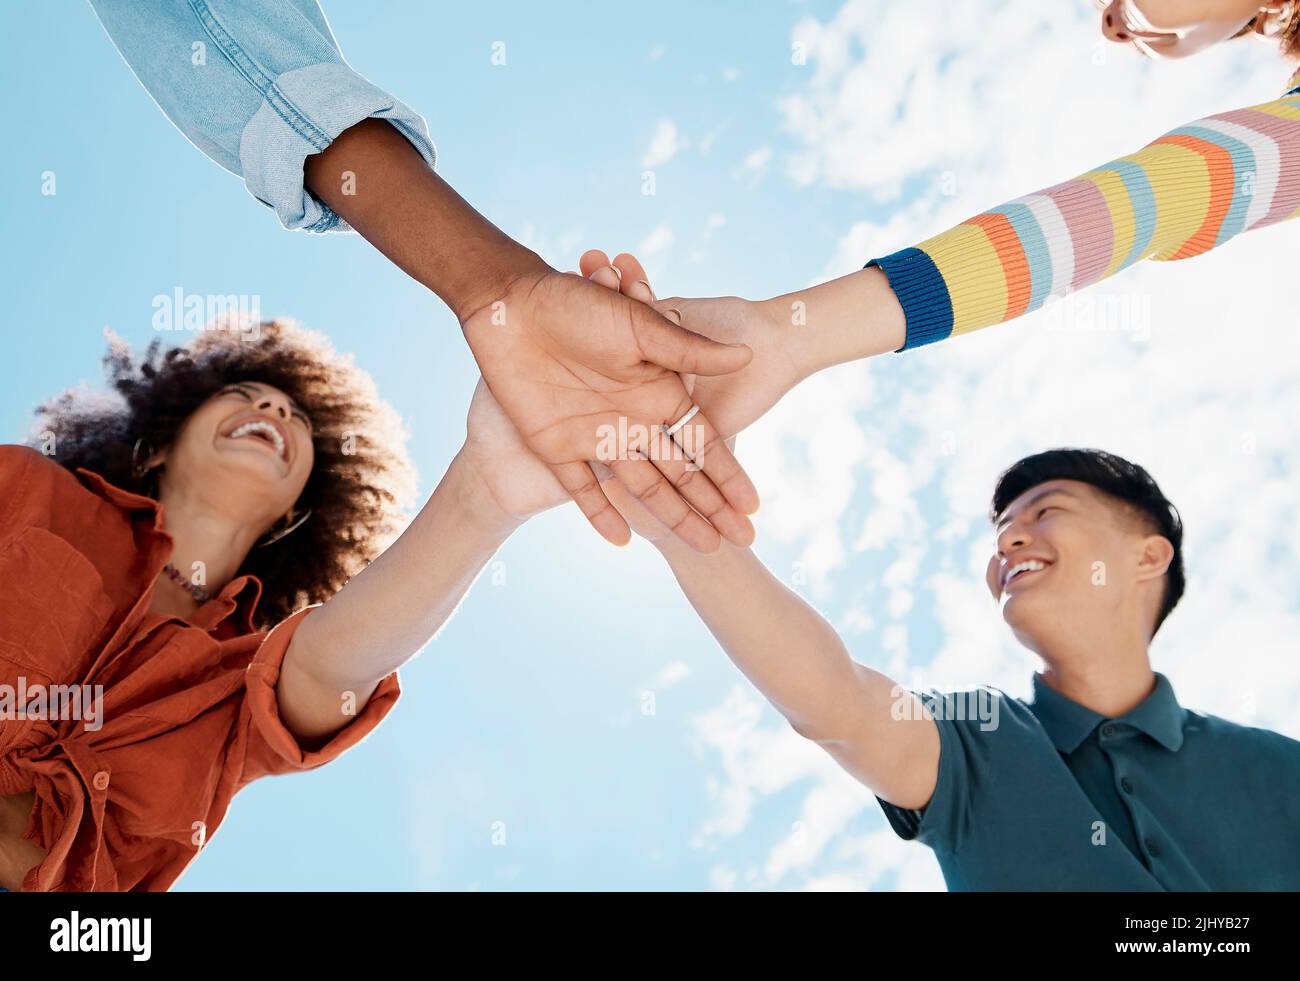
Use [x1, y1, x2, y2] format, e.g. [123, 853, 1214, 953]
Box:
[989, 448, 1185, 637]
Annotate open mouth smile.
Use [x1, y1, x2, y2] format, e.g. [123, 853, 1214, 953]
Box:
[222, 415, 289, 462]
[1004, 559, 1051, 590]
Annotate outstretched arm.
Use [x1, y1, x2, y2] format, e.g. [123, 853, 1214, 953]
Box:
[274, 379, 569, 743]
[585, 83, 1300, 439]
[605, 480, 941, 810]
[89, 0, 759, 553]
[869, 84, 1300, 350]
[579, 251, 939, 808]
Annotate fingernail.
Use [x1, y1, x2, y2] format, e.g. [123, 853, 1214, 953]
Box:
[636, 280, 656, 302]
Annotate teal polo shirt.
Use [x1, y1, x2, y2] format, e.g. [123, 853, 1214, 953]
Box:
[876, 671, 1300, 890]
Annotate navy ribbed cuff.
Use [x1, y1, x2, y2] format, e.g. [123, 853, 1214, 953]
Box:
[865, 248, 954, 351]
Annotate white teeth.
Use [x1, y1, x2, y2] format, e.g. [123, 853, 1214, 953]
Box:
[229, 420, 285, 458]
[1006, 560, 1046, 584]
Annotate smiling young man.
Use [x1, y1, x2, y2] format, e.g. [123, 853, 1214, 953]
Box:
[599, 446, 1300, 890]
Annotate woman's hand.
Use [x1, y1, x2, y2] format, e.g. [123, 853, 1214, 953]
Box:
[577, 251, 808, 441]
[578, 257, 739, 546]
[461, 266, 758, 552]
[458, 378, 570, 529]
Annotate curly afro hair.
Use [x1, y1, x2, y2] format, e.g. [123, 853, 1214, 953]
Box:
[32, 319, 418, 630]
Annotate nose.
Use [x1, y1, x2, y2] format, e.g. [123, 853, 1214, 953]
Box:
[255, 394, 290, 421]
[996, 522, 1032, 558]
[1100, 0, 1131, 42]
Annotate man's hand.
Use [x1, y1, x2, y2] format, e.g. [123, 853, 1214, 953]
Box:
[461, 266, 759, 552]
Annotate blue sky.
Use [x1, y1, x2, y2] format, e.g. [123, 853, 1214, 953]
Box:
[3, 1, 1299, 890]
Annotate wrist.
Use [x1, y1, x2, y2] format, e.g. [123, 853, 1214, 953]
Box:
[446, 447, 524, 543]
[305, 121, 551, 326]
[451, 246, 552, 326]
[763, 267, 906, 377]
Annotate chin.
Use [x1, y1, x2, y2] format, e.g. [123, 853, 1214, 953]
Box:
[1001, 592, 1050, 643]
[202, 455, 294, 506]
[216, 443, 293, 482]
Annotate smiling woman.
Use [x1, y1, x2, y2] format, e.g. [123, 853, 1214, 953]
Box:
[0, 298, 620, 890]
[0, 319, 421, 891]
[34, 321, 415, 628]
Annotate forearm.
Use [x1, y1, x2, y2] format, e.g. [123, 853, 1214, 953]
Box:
[304, 118, 548, 320]
[759, 266, 906, 374]
[869, 90, 1300, 350]
[655, 537, 868, 739]
[286, 449, 516, 694]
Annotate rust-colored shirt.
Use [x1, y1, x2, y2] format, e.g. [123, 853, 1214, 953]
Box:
[0, 445, 401, 891]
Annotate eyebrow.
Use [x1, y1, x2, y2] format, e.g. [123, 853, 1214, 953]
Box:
[994, 487, 1077, 530]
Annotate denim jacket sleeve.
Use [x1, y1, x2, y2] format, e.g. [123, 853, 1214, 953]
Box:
[88, 0, 438, 232]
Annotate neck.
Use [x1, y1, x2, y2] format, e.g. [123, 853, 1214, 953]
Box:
[1031, 615, 1156, 717]
[150, 483, 262, 618]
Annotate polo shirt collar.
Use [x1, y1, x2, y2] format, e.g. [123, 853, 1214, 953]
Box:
[74, 466, 263, 634]
[1029, 670, 1186, 754]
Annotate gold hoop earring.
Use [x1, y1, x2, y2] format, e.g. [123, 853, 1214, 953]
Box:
[255, 508, 312, 548]
[1254, 1, 1296, 37]
[131, 437, 154, 480]
[131, 436, 165, 496]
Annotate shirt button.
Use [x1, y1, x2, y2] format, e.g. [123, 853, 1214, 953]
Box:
[1101, 723, 1117, 737]
[1146, 837, 1160, 857]
[1120, 777, 1133, 793]
[92, 771, 110, 791]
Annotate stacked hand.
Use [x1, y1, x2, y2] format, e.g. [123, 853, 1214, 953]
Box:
[461, 253, 809, 544]
[460, 266, 762, 552]
[576, 251, 809, 441]
[307, 119, 868, 554]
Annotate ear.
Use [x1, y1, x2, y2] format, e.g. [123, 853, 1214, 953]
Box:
[985, 554, 1003, 601]
[1136, 534, 1174, 583]
[141, 446, 168, 474]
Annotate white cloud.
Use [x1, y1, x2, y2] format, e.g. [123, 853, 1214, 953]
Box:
[690, 0, 1300, 893]
[514, 222, 585, 270]
[699, 126, 725, 155]
[643, 119, 687, 168]
[656, 661, 691, 687]
[638, 224, 675, 257]
[732, 146, 773, 188]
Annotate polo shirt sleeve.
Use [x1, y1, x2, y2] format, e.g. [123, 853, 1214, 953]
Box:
[874, 687, 1027, 855]
[88, 0, 437, 232]
[237, 605, 401, 787]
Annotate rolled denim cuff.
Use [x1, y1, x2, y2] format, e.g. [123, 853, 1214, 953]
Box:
[239, 62, 438, 233]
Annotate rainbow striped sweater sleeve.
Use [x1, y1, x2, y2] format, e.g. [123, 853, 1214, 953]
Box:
[869, 71, 1300, 351]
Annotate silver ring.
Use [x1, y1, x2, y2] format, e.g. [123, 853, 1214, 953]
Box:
[661, 404, 700, 438]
